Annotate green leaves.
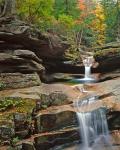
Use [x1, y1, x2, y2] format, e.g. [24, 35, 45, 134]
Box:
[0, 97, 23, 112]
[0, 82, 6, 90]
[17, 0, 55, 30]
[101, 0, 120, 42]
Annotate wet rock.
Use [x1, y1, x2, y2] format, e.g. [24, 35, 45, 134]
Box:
[107, 111, 120, 131]
[111, 130, 120, 145]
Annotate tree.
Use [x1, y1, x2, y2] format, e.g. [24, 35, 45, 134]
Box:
[90, 3, 106, 45]
[54, 0, 80, 19]
[16, 0, 55, 30]
[101, 0, 120, 42]
[0, 0, 16, 17]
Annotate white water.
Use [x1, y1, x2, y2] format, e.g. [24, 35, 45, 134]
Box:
[76, 107, 113, 150]
[85, 66, 91, 79]
[82, 56, 95, 81]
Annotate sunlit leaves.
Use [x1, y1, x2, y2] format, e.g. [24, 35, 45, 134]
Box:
[91, 3, 106, 45]
[17, 0, 55, 30]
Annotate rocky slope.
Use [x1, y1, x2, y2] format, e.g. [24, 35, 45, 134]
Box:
[0, 76, 120, 149]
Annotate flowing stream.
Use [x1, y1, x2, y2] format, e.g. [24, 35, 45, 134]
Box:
[75, 94, 113, 150]
[77, 109, 113, 150]
[76, 55, 113, 149]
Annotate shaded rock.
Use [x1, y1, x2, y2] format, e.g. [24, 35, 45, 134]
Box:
[0, 52, 45, 74]
[13, 113, 30, 138]
[14, 50, 42, 64]
[15, 128, 79, 150]
[22, 142, 35, 150]
[35, 109, 77, 133]
[93, 43, 120, 73]
[0, 126, 14, 141]
[0, 18, 69, 60]
[107, 111, 120, 131]
[34, 128, 79, 150]
[0, 17, 69, 83]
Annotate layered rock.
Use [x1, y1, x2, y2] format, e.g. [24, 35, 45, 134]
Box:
[94, 42, 120, 73]
[0, 15, 69, 85]
[0, 73, 41, 90]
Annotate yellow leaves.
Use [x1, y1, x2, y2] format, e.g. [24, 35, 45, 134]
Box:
[90, 3, 106, 45]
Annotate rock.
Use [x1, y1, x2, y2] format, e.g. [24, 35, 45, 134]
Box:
[0, 17, 69, 83]
[35, 91, 68, 110]
[13, 113, 30, 138]
[0, 73, 41, 90]
[0, 18, 69, 60]
[93, 43, 120, 73]
[111, 130, 120, 145]
[49, 91, 68, 105]
[0, 126, 14, 141]
[14, 128, 79, 150]
[34, 128, 79, 150]
[14, 50, 42, 64]
[107, 111, 120, 131]
[34, 109, 77, 133]
[0, 51, 45, 74]
[22, 142, 35, 150]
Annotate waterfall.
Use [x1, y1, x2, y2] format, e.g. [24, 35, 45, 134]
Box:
[76, 98, 113, 150]
[82, 56, 94, 81]
[85, 66, 91, 79]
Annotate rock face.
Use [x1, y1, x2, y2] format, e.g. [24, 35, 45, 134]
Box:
[0, 77, 120, 149]
[35, 110, 77, 133]
[0, 16, 69, 85]
[34, 128, 79, 150]
[0, 19, 68, 59]
[94, 42, 120, 73]
[0, 73, 41, 90]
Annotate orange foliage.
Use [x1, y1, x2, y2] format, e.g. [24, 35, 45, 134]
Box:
[78, 0, 86, 11]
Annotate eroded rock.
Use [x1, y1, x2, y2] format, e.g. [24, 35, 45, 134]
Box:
[0, 73, 41, 90]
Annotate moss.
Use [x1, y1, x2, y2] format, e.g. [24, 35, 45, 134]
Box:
[0, 97, 23, 112]
[0, 82, 6, 91]
[0, 98, 36, 123]
[94, 48, 120, 58]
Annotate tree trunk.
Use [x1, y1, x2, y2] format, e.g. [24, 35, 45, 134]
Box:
[0, 0, 15, 17]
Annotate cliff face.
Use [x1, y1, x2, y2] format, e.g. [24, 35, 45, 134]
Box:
[0, 16, 69, 88]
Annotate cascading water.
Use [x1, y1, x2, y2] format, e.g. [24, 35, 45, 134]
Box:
[75, 97, 113, 150]
[82, 56, 94, 80]
[84, 67, 91, 79]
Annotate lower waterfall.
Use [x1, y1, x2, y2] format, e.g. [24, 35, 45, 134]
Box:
[76, 106, 113, 150]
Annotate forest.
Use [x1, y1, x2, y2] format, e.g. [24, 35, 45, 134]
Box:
[0, 0, 120, 150]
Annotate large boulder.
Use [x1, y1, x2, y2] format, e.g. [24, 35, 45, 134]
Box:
[0, 50, 44, 74]
[0, 73, 41, 90]
[0, 18, 69, 60]
[0, 17, 69, 83]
